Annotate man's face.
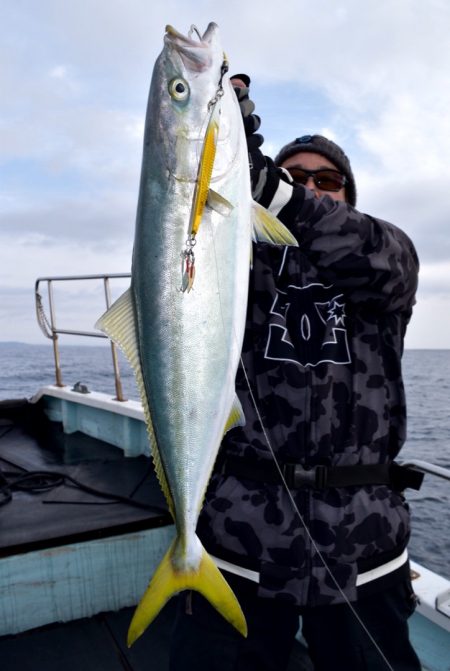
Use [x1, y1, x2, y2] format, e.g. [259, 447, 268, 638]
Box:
[281, 151, 347, 203]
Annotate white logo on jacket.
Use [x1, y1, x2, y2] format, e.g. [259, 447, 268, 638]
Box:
[265, 283, 351, 368]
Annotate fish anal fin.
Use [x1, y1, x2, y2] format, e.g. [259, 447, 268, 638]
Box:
[251, 201, 299, 247]
[95, 289, 175, 517]
[224, 394, 246, 434]
[127, 536, 247, 647]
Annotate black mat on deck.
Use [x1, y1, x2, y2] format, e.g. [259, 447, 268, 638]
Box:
[0, 616, 127, 671]
[0, 598, 313, 671]
[0, 601, 177, 671]
[0, 400, 171, 557]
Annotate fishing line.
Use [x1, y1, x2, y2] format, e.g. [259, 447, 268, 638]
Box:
[205, 216, 396, 671]
[239, 364, 395, 671]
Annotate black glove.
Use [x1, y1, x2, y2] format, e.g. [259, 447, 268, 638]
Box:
[231, 74, 264, 151]
[230, 74, 268, 199]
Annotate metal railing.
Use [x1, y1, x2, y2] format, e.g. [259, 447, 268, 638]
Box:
[35, 273, 131, 401]
[401, 460, 450, 482]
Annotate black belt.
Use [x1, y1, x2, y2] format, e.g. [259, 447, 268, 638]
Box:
[221, 456, 423, 491]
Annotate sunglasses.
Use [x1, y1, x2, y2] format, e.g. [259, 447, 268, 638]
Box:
[286, 167, 347, 192]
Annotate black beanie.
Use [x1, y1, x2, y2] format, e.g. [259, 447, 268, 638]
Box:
[274, 134, 357, 206]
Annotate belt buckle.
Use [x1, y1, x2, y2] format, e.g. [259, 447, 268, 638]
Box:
[288, 464, 328, 489]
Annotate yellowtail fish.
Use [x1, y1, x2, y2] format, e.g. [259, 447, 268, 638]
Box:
[96, 21, 298, 646]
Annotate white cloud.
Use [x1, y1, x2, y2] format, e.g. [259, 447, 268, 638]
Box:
[417, 261, 450, 296]
[49, 65, 69, 79]
[405, 294, 450, 350]
[0, 233, 132, 287]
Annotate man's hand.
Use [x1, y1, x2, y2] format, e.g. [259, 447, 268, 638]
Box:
[230, 73, 263, 151]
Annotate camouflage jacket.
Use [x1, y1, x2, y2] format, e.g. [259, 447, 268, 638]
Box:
[198, 161, 419, 607]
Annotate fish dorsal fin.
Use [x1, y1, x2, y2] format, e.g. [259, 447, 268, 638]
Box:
[207, 188, 234, 217]
[95, 289, 175, 517]
[251, 201, 299, 247]
[224, 394, 246, 434]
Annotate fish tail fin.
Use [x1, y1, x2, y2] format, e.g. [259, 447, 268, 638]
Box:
[127, 536, 247, 646]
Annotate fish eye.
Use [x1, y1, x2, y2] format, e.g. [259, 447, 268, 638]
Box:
[168, 78, 190, 102]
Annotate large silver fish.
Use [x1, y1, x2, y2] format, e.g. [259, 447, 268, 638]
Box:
[96, 22, 297, 646]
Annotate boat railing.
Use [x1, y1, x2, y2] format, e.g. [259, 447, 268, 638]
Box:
[35, 273, 131, 401]
[400, 460, 450, 482]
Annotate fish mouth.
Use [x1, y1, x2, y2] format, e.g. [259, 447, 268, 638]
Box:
[164, 23, 218, 73]
[165, 22, 218, 47]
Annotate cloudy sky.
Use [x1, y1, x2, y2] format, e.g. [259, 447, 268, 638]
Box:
[1, 0, 449, 348]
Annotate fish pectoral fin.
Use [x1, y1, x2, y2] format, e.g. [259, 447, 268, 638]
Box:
[224, 394, 246, 434]
[251, 201, 299, 247]
[207, 189, 234, 217]
[95, 289, 175, 517]
[127, 536, 247, 647]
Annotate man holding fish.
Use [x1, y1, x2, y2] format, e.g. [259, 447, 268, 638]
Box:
[170, 73, 421, 670]
[98, 22, 420, 671]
